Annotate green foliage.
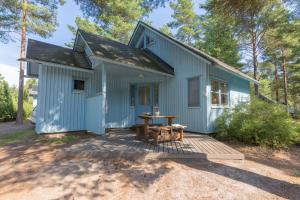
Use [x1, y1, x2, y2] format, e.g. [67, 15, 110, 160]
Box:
[168, 0, 201, 46]
[159, 24, 173, 37]
[0, 130, 36, 146]
[199, 11, 242, 68]
[0, 74, 16, 121]
[216, 98, 297, 148]
[0, 0, 64, 42]
[0, 75, 33, 121]
[74, 0, 151, 43]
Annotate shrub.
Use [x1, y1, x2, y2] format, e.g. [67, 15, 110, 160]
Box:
[216, 97, 297, 148]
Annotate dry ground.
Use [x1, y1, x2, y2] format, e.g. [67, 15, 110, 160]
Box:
[0, 130, 299, 200]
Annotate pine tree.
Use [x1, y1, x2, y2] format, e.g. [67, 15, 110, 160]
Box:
[0, 0, 64, 124]
[168, 0, 201, 46]
[200, 11, 241, 68]
[74, 0, 151, 43]
[206, 0, 285, 95]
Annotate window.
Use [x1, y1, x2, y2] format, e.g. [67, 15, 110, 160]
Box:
[130, 85, 135, 106]
[211, 80, 229, 107]
[153, 84, 159, 107]
[73, 79, 85, 91]
[138, 86, 150, 105]
[188, 77, 200, 107]
[145, 35, 154, 48]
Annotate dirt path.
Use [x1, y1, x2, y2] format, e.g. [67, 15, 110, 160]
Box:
[0, 136, 299, 200]
[0, 121, 34, 135]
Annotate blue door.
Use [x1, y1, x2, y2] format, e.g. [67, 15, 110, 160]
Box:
[135, 84, 153, 123]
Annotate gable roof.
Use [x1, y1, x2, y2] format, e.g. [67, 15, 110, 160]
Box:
[129, 21, 258, 83]
[26, 39, 92, 70]
[78, 29, 174, 75]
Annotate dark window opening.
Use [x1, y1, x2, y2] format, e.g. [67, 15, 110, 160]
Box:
[188, 77, 200, 107]
[74, 79, 85, 91]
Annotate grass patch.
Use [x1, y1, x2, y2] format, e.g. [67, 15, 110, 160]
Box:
[0, 130, 36, 146]
[46, 135, 80, 144]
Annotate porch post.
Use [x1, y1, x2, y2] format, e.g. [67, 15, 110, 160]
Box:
[101, 63, 106, 134]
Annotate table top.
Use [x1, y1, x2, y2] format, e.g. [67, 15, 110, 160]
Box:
[138, 115, 177, 119]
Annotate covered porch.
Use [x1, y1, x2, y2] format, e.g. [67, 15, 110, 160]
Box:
[86, 60, 173, 135]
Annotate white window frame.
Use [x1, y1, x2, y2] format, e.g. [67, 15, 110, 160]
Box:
[211, 79, 229, 108]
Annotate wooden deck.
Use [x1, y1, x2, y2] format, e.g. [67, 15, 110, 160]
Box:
[106, 129, 244, 160]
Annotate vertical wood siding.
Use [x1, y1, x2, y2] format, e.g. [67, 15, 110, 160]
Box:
[86, 95, 103, 134]
[206, 65, 250, 132]
[105, 73, 135, 128]
[36, 65, 100, 133]
[142, 29, 208, 133]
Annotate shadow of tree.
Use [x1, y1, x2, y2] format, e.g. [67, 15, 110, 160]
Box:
[172, 159, 300, 200]
[0, 129, 299, 199]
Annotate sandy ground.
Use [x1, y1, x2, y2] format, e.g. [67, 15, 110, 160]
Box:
[0, 121, 34, 135]
[0, 135, 299, 200]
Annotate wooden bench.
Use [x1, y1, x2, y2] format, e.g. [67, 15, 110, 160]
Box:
[148, 124, 186, 144]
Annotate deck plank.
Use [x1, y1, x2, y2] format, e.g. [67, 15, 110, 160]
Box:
[106, 129, 244, 160]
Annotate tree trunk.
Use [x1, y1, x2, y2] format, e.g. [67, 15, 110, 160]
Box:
[251, 29, 259, 95]
[16, 0, 27, 124]
[274, 64, 279, 102]
[282, 57, 288, 107]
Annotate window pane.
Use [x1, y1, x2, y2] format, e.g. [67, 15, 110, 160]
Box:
[211, 92, 219, 105]
[74, 80, 85, 91]
[130, 85, 135, 106]
[138, 86, 150, 105]
[153, 84, 159, 107]
[211, 80, 219, 92]
[221, 94, 228, 105]
[188, 77, 200, 107]
[220, 82, 228, 93]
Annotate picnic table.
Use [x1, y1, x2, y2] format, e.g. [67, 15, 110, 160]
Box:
[138, 115, 185, 144]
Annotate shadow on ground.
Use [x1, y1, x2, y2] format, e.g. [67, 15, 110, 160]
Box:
[0, 129, 299, 199]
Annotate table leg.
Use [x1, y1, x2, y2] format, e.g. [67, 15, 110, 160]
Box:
[167, 118, 172, 126]
[179, 128, 184, 141]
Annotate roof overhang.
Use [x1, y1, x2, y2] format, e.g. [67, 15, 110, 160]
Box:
[77, 30, 174, 77]
[90, 55, 174, 77]
[23, 58, 94, 73]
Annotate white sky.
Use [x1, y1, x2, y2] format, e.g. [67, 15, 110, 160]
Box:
[0, 64, 20, 86]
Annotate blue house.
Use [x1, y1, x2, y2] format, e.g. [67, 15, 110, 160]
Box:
[25, 21, 257, 134]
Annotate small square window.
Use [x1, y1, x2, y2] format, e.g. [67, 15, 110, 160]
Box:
[145, 35, 154, 48]
[74, 79, 85, 91]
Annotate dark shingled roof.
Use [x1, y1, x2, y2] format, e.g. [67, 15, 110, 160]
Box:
[26, 39, 92, 70]
[78, 29, 174, 75]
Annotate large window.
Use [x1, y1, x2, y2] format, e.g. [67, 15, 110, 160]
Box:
[188, 77, 200, 107]
[130, 85, 135, 106]
[211, 80, 229, 106]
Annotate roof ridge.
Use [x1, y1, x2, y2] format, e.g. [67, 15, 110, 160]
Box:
[78, 29, 129, 47]
[27, 38, 72, 50]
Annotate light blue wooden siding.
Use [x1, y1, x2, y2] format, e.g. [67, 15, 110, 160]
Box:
[86, 95, 103, 134]
[105, 74, 135, 128]
[141, 29, 208, 133]
[207, 64, 250, 132]
[36, 65, 100, 133]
